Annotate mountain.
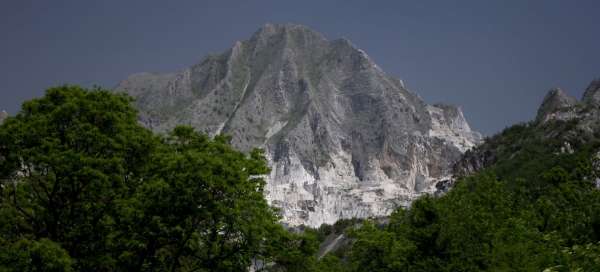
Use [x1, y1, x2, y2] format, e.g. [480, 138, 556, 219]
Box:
[115, 23, 481, 227]
[455, 78, 600, 180]
[311, 79, 600, 272]
[535, 88, 578, 123]
[583, 78, 600, 105]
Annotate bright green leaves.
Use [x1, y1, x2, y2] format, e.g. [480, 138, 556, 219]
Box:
[0, 85, 157, 270]
[347, 221, 415, 272]
[325, 123, 600, 271]
[113, 125, 276, 271]
[2, 84, 599, 271]
[0, 86, 280, 271]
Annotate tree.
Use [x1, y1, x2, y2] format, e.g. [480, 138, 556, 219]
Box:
[0, 238, 73, 272]
[261, 227, 320, 272]
[335, 118, 600, 272]
[0, 85, 156, 270]
[0, 86, 282, 271]
[112, 126, 276, 271]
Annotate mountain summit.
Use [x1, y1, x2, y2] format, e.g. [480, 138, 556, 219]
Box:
[116, 23, 481, 226]
[583, 78, 600, 105]
[455, 78, 600, 180]
[536, 88, 578, 123]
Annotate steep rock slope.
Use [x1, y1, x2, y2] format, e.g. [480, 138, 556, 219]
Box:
[116, 24, 481, 226]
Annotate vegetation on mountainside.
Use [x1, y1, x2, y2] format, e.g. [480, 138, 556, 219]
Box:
[0, 86, 313, 271]
[314, 120, 600, 271]
[1, 86, 599, 271]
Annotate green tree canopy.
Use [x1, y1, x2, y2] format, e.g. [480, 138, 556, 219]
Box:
[0, 86, 283, 271]
[314, 120, 600, 271]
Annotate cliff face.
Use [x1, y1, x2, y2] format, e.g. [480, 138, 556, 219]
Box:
[116, 23, 481, 226]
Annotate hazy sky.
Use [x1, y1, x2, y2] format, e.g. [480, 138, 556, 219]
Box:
[1, 0, 599, 135]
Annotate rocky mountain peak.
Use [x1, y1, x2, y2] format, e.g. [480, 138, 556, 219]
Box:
[115, 24, 481, 227]
[455, 79, 600, 180]
[582, 78, 600, 105]
[248, 23, 329, 56]
[254, 23, 326, 39]
[536, 88, 578, 122]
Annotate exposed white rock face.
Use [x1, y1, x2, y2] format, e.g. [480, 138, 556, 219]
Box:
[427, 104, 481, 153]
[115, 23, 481, 227]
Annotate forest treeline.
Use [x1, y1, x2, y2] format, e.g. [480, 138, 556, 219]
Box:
[1, 86, 599, 271]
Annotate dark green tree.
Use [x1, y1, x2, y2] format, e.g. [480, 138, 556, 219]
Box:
[0, 86, 156, 270]
[332, 119, 600, 272]
[0, 86, 283, 271]
[112, 126, 276, 271]
[0, 238, 73, 272]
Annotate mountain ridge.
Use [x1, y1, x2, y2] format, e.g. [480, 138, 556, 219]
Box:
[116, 23, 481, 226]
[455, 78, 600, 179]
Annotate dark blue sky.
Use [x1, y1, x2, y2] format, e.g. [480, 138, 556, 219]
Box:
[1, 0, 599, 135]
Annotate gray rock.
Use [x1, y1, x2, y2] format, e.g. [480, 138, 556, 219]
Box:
[115, 23, 481, 227]
[536, 88, 578, 123]
[454, 79, 600, 180]
[582, 78, 600, 105]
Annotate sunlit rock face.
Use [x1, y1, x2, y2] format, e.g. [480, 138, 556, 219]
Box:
[116, 23, 481, 227]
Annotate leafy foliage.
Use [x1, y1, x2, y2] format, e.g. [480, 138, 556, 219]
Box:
[0, 86, 290, 271]
[0, 238, 73, 272]
[313, 118, 600, 271]
[2, 85, 599, 271]
[0, 86, 156, 270]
